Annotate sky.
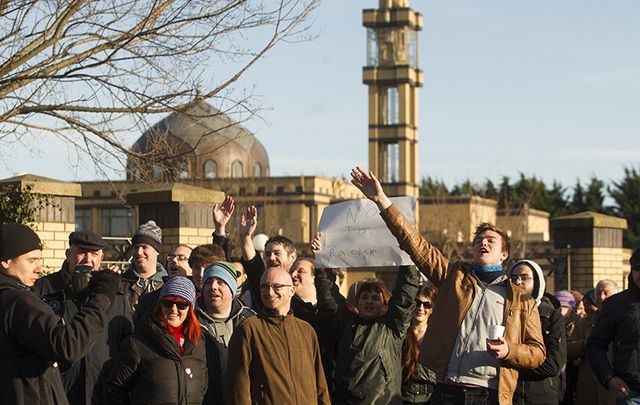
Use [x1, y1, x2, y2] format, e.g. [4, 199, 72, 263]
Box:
[2, 1, 639, 192]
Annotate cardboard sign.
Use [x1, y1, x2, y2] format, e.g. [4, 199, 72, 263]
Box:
[315, 196, 416, 268]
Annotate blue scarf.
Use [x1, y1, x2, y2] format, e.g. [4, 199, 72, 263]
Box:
[472, 263, 504, 284]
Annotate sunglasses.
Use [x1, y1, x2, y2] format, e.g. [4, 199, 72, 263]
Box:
[160, 300, 190, 311]
[415, 299, 432, 309]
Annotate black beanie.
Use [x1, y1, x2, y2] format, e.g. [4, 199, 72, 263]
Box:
[0, 223, 43, 261]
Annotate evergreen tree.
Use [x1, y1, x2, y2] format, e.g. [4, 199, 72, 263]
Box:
[584, 176, 606, 213]
[568, 180, 587, 213]
[608, 166, 640, 247]
[420, 177, 449, 197]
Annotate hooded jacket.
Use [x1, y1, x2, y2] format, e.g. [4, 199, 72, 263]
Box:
[0, 270, 119, 405]
[586, 273, 640, 390]
[104, 312, 207, 405]
[507, 260, 567, 404]
[196, 296, 255, 404]
[380, 204, 546, 405]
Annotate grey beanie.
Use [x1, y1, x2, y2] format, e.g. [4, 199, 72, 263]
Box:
[132, 220, 162, 253]
[159, 276, 196, 308]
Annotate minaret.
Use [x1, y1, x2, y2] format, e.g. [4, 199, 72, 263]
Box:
[363, 0, 423, 198]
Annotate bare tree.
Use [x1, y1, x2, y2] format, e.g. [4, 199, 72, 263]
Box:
[0, 0, 318, 178]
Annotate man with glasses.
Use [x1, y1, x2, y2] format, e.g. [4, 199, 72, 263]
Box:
[196, 261, 255, 404]
[227, 267, 330, 404]
[507, 260, 567, 404]
[586, 248, 640, 404]
[166, 244, 192, 278]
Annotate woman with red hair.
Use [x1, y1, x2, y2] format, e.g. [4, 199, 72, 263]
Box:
[105, 277, 207, 404]
[402, 285, 438, 404]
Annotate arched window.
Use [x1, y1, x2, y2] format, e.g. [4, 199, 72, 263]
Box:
[231, 160, 244, 178]
[178, 170, 190, 180]
[255, 163, 262, 177]
[203, 160, 217, 179]
[152, 165, 163, 181]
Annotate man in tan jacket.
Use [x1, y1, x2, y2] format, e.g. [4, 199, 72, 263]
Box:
[351, 167, 546, 405]
[226, 267, 330, 405]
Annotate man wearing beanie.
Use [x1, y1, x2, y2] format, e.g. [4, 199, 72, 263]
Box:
[0, 223, 120, 405]
[586, 248, 640, 403]
[196, 261, 255, 404]
[121, 220, 168, 314]
[34, 230, 133, 405]
[507, 260, 567, 404]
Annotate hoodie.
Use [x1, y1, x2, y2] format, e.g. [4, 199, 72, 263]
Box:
[507, 259, 545, 306]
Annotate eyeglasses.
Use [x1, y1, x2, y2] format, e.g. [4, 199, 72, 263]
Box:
[510, 274, 532, 283]
[259, 283, 292, 292]
[167, 254, 189, 262]
[160, 300, 190, 311]
[415, 299, 432, 309]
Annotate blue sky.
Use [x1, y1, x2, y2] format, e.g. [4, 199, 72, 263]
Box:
[2, 1, 639, 192]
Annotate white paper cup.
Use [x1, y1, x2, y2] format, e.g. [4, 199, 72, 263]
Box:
[488, 325, 505, 341]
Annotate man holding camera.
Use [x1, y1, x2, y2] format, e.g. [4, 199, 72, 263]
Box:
[36, 231, 133, 405]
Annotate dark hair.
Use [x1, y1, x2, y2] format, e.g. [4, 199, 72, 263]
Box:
[291, 257, 315, 276]
[473, 222, 511, 257]
[153, 297, 201, 346]
[355, 279, 391, 309]
[402, 285, 438, 379]
[188, 244, 225, 269]
[265, 236, 296, 256]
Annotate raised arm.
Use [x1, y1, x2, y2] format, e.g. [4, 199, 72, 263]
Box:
[239, 206, 258, 262]
[384, 265, 420, 337]
[350, 166, 450, 285]
[212, 195, 235, 259]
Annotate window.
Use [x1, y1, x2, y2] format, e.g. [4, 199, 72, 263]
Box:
[255, 163, 262, 177]
[178, 170, 189, 180]
[204, 160, 217, 179]
[386, 87, 399, 125]
[101, 208, 136, 237]
[75, 208, 92, 232]
[385, 143, 399, 183]
[231, 160, 244, 178]
[152, 165, 163, 181]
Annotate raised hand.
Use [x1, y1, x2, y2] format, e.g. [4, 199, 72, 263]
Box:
[311, 233, 321, 252]
[213, 195, 235, 234]
[350, 166, 391, 209]
[239, 206, 258, 239]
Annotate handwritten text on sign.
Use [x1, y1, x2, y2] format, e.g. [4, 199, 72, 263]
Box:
[315, 196, 416, 268]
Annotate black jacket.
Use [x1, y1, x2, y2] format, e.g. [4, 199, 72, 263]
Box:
[196, 296, 255, 404]
[0, 270, 119, 405]
[35, 265, 133, 405]
[318, 265, 420, 405]
[104, 313, 208, 405]
[513, 293, 567, 404]
[586, 275, 640, 389]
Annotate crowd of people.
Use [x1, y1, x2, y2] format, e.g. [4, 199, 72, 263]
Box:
[0, 166, 639, 405]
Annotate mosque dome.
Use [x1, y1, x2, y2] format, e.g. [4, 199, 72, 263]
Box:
[127, 101, 269, 181]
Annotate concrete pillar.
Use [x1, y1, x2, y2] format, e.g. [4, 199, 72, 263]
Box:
[552, 211, 628, 291]
[0, 174, 82, 272]
[126, 183, 224, 257]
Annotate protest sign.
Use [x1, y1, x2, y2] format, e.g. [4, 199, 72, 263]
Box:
[315, 196, 416, 268]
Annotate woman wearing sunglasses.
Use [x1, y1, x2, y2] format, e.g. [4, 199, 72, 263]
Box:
[105, 276, 207, 404]
[402, 285, 438, 404]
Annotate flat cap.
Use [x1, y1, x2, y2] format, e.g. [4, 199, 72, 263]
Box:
[69, 231, 108, 250]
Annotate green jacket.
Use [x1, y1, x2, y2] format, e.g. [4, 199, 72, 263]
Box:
[317, 265, 420, 404]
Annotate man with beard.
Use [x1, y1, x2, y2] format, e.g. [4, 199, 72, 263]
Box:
[35, 231, 132, 405]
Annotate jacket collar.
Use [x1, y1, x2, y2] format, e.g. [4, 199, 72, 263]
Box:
[258, 307, 292, 324]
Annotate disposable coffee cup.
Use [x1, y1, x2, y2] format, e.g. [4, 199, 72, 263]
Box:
[488, 325, 505, 341]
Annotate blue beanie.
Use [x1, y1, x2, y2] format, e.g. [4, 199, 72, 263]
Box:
[159, 276, 196, 308]
[202, 261, 238, 292]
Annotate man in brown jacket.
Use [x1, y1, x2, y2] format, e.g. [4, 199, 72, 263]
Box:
[351, 167, 546, 405]
[226, 267, 330, 405]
